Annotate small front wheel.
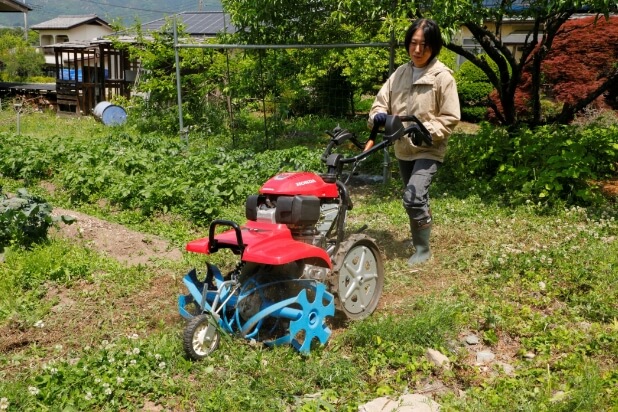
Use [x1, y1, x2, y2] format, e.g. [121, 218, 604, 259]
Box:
[183, 313, 220, 360]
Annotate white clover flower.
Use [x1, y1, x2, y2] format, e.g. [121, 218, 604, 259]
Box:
[154, 354, 162, 360]
[108, 357, 115, 364]
[132, 348, 140, 355]
[130, 359, 137, 365]
[101, 340, 109, 346]
[0, 397, 9, 410]
[85, 392, 93, 401]
[28, 386, 40, 396]
[95, 378, 101, 384]
[102, 382, 110, 389]
[104, 388, 112, 395]
[116, 377, 124, 385]
[34, 320, 45, 328]
[50, 367, 58, 375]
[54, 344, 63, 351]
[129, 333, 139, 340]
[158, 362, 166, 369]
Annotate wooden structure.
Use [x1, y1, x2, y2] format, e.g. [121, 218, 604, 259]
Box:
[53, 41, 137, 115]
[0, 0, 30, 13]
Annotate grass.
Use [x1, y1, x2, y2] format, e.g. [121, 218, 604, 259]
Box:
[0, 110, 617, 411]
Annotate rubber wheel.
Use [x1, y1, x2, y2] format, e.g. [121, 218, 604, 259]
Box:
[183, 314, 220, 360]
[331, 234, 384, 320]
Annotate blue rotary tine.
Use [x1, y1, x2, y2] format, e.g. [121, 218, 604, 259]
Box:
[180, 265, 336, 353]
[288, 283, 334, 353]
[179, 266, 239, 333]
[239, 294, 303, 337]
[239, 282, 335, 354]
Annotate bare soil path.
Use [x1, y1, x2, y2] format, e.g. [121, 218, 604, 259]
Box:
[50, 208, 184, 265]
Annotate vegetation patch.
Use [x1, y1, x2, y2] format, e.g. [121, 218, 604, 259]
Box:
[0, 110, 617, 411]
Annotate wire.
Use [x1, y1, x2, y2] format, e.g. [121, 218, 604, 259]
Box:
[73, 0, 175, 14]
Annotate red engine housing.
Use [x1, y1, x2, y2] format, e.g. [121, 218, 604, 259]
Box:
[259, 172, 339, 198]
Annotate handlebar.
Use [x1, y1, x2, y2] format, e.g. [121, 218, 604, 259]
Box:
[320, 115, 432, 178]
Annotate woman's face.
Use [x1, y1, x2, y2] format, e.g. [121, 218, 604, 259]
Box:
[409, 28, 432, 68]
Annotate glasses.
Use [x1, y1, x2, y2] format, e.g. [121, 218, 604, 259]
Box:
[409, 41, 426, 51]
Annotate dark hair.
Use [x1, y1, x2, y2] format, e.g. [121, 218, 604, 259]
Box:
[404, 19, 443, 63]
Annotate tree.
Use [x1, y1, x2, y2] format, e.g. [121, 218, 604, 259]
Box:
[542, 15, 618, 121]
[425, 0, 617, 126]
[0, 29, 44, 81]
[224, 0, 617, 126]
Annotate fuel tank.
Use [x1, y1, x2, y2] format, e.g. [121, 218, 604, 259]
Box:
[259, 172, 339, 198]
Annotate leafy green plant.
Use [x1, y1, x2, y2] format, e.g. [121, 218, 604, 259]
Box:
[0, 188, 74, 254]
[441, 123, 618, 205]
[455, 58, 497, 122]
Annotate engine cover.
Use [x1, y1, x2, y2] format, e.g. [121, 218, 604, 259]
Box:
[246, 194, 320, 226]
[260, 172, 339, 198]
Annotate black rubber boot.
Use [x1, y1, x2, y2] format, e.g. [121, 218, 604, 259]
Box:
[408, 223, 432, 267]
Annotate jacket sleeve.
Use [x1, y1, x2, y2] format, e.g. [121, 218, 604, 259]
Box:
[367, 77, 392, 129]
[425, 72, 461, 143]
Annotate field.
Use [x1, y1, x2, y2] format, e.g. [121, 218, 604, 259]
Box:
[0, 111, 617, 411]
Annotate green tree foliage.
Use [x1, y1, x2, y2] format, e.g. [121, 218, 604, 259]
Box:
[0, 29, 44, 81]
[221, 0, 416, 117]
[114, 20, 232, 134]
[222, 0, 381, 44]
[224, 0, 616, 126]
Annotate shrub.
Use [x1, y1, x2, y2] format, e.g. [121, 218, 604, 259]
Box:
[0, 188, 74, 254]
[441, 123, 618, 205]
[455, 59, 496, 122]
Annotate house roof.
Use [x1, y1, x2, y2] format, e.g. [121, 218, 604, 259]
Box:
[140, 11, 236, 37]
[0, 0, 31, 13]
[31, 14, 111, 30]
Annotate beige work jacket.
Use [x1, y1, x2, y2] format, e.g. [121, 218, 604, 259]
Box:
[368, 58, 460, 162]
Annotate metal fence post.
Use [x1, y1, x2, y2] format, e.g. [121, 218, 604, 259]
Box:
[174, 17, 188, 147]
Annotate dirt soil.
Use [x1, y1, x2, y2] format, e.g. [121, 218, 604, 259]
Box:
[50, 208, 184, 266]
[0, 208, 185, 362]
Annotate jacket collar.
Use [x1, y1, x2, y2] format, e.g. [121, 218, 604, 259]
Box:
[408, 58, 451, 84]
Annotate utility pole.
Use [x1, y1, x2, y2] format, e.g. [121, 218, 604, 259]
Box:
[23, 0, 28, 41]
[198, 0, 203, 11]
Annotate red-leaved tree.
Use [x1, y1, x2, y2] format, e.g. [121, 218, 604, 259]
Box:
[489, 15, 618, 124]
[543, 16, 618, 116]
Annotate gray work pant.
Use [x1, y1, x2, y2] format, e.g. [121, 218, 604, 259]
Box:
[398, 158, 441, 223]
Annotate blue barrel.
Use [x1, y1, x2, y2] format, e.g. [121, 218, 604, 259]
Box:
[93, 101, 127, 126]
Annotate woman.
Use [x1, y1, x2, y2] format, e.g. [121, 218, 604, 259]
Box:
[369, 18, 460, 267]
